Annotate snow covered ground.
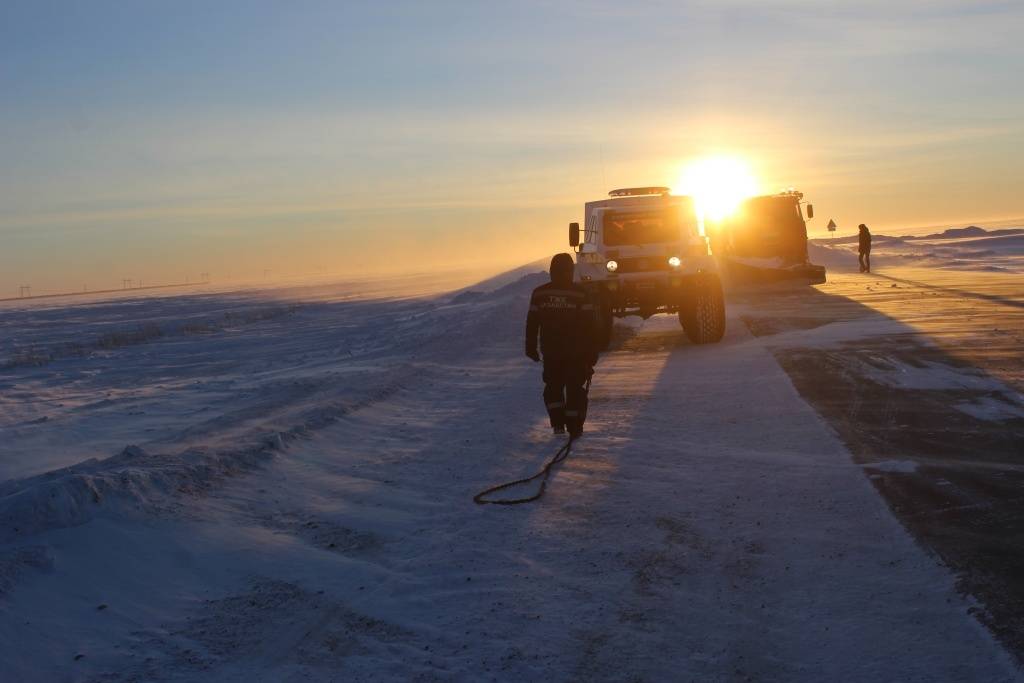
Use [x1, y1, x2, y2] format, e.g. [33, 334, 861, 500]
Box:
[1, 244, 1022, 681]
[733, 243, 1024, 666]
[810, 225, 1024, 274]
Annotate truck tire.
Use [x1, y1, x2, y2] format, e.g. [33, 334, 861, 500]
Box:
[679, 275, 726, 344]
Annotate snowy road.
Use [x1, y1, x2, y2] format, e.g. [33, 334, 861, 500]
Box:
[1, 267, 1021, 681]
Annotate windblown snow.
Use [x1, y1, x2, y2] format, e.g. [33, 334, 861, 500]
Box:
[1, 237, 1021, 681]
[810, 225, 1024, 273]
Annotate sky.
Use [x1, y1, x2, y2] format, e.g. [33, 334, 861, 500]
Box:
[2, 0, 1023, 294]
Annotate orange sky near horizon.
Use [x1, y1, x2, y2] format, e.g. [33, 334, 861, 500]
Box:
[2, 2, 1022, 295]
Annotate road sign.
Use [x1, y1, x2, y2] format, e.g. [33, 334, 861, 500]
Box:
[827, 219, 837, 232]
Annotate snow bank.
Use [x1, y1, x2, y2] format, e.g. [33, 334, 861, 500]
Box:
[449, 270, 546, 304]
[0, 444, 277, 544]
[808, 242, 860, 271]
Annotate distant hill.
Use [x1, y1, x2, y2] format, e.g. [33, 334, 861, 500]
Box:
[911, 226, 1023, 240]
[926, 225, 987, 239]
[811, 225, 1024, 245]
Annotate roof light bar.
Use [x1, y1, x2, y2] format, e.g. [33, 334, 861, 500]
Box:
[608, 187, 671, 198]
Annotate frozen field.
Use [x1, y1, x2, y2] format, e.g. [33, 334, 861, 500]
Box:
[1, 232, 1022, 681]
[810, 225, 1024, 274]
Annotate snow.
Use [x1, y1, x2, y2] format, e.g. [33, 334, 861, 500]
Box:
[810, 225, 1024, 274]
[862, 460, 919, 474]
[1, 261, 1022, 681]
[852, 356, 998, 391]
[0, 271, 544, 482]
[741, 242, 1024, 426]
[955, 395, 1024, 422]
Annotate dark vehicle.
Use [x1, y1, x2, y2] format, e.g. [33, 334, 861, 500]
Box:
[707, 190, 826, 285]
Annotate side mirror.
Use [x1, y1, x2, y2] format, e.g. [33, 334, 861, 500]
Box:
[805, 204, 814, 219]
[569, 222, 580, 247]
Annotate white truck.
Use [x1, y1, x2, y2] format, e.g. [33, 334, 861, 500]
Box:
[569, 186, 726, 349]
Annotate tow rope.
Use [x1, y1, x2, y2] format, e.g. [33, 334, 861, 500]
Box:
[474, 378, 590, 505]
[473, 436, 576, 505]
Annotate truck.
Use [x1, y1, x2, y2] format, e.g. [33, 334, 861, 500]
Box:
[706, 190, 826, 285]
[569, 186, 726, 349]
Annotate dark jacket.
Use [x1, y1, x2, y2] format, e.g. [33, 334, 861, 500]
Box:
[858, 228, 872, 254]
[525, 255, 598, 367]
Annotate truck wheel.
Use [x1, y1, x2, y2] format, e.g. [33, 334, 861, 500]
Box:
[679, 275, 726, 344]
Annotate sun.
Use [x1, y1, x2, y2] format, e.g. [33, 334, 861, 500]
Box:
[673, 157, 759, 222]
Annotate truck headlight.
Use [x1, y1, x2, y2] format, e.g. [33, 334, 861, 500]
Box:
[668, 256, 681, 268]
[606, 260, 618, 272]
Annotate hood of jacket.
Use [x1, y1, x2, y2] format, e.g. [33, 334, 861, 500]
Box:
[549, 253, 575, 287]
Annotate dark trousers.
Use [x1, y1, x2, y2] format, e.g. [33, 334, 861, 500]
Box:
[542, 361, 589, 433]
[859, 251, 871, 272]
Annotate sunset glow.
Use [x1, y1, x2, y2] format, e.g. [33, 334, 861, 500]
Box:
[674, 157, 760, 222]
[1, 2, 1022, 296]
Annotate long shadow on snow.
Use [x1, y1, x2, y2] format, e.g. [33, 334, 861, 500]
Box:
[728, 283, 1024, 664]
[556, 282, 1024, 673]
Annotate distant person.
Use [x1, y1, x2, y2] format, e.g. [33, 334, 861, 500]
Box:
[525, 254, 599, 438]
[858, 223, 872, 273]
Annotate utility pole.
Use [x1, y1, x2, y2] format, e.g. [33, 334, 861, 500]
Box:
[200, 271, 210, 283]
[18, 285, 31, 298]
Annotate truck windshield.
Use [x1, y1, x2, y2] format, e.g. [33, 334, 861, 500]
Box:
[603, 209, 687, 246]
[725, 196, 808, 263]
[739, 197, 803, 232]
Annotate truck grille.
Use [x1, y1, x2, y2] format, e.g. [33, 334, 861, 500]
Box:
[615, 257, 671, 273]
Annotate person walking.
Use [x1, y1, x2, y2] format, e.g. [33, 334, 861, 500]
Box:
[524, 253, 599, 438]
[858, 223, 873, 273]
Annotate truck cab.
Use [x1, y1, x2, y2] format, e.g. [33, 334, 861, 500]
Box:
[570, 187, 726, 348]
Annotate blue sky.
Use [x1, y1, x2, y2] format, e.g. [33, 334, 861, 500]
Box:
[2, 1, 1023, 292]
